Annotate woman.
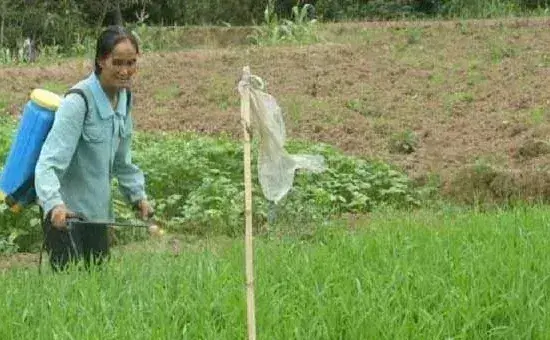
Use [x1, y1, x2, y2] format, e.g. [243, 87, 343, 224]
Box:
[35, 26, 153, 271]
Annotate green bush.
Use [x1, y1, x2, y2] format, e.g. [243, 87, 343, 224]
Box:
[130, 132, 422, 236]
[0, 117, 424, 252]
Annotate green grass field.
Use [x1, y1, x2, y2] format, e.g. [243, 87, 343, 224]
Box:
[2, 205, 550, 339]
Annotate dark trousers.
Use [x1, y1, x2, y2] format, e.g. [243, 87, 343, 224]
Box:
[42, 211, 110, 272]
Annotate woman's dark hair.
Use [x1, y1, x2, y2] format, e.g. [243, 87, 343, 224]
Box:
[94, 25, 140, 75]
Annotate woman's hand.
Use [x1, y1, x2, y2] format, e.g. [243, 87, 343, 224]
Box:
[136, 199, 154, 221]
[50, 204, 76, 230]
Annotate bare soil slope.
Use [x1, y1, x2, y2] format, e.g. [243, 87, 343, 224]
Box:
[3, 18, 550, 201]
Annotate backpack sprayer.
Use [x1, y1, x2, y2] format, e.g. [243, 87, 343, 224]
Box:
[0, 87, 133, 212]
[0, 89, 60, 212]
[0, 88, 166, 272]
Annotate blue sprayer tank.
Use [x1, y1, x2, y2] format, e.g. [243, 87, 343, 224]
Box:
[0, 89, 61, 212]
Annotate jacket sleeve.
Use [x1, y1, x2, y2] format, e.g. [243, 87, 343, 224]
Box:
[112, 117, 147, 205]
[34, 93, 87, 214]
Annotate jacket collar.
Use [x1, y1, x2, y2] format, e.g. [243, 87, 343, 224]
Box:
[86, 72, 127, 119]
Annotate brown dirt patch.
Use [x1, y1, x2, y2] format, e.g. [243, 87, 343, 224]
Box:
[2, 18, 550, 201]
[0, 253, 38, 272]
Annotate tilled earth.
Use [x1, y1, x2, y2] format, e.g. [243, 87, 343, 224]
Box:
[3, 18, 550, 201]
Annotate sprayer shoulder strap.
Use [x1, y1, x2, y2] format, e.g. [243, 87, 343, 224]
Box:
[64, 88, 89, 121]
[64, 88, 133, 121]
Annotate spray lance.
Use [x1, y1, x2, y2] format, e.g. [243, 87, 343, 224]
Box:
[65, 205, 166, 236]
[37, 207, 166, 273]
[66, 217, 165, 235]
[63, 214, 165, 261]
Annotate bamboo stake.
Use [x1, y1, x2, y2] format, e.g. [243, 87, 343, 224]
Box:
[241, 66, 256, 340]
[0, 0, 5, 48]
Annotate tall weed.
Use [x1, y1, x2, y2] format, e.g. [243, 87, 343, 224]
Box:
[249, 1, 320, 46]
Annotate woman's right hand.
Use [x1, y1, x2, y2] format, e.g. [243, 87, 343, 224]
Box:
[50, 204, 75, 230]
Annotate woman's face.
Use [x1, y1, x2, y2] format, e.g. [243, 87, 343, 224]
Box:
[98, 39, 138, 90]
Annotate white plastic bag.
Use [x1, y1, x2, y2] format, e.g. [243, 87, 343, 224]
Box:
[238, 68, 326, 204]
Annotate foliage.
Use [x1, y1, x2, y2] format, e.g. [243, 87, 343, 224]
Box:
[128, 133, 422, 237]
[389, 129, 418, 154]
[0, 114, 424, 252]
[249, 1, 320, 46]
[2, 0, 550, 65]
[439, 0, 522, 18]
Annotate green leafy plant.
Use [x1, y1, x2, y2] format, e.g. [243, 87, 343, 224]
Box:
[249, 0, 320, 46]
[129, 134, 422, 235]
[389, 129, 418, 154]
[0, 114, 424, 252]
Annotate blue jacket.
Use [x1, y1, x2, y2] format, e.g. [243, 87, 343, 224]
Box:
[34, 72, 147, 221]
